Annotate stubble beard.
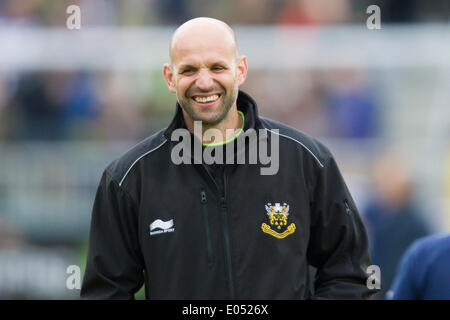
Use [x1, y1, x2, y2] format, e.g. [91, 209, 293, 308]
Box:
[177, 82, 239, 126]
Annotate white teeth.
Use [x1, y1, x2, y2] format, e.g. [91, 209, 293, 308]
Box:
[194, 95, 219, 103]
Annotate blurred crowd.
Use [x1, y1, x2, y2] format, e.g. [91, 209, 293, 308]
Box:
[0, 0, 448, 27]
[0, 69, 381, 141]
[0, 0, 448, 142]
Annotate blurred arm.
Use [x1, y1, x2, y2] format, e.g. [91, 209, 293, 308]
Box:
[390, 241, 420, 300]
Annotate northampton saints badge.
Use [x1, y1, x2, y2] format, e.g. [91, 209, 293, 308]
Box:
[261, 202, 296, 239]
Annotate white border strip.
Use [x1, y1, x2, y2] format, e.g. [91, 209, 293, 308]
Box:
[265, 129, 324, 168]
[119, 139, 168, 187]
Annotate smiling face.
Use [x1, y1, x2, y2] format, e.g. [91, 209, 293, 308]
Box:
[163, 18, 247, 127]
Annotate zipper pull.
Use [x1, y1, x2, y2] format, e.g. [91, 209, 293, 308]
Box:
[344, 200, 352, 215]
[200, 189, 207, 204]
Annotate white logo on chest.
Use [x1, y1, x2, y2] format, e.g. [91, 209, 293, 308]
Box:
[149, 219, 175, 236]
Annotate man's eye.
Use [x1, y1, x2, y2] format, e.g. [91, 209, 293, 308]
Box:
[181, 69, 194, 75]
[212, 66, 225, 71]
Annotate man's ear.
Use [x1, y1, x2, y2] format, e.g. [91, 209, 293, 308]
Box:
[236, 56, 248, 86]
[163, 63, 177, 93]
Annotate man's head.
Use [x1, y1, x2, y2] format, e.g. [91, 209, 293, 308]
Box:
[163, 17, 247, 127]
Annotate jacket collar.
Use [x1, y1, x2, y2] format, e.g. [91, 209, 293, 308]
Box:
[163, 90, 263, 140]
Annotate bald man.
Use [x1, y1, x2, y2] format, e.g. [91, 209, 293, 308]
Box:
[81, 18, 376, 300]
[164, 18, 246, 144]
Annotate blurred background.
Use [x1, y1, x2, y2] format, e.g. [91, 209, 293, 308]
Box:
[0, 0, 449, 299]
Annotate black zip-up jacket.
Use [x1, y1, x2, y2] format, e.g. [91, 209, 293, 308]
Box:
[81, 90, 375, 300]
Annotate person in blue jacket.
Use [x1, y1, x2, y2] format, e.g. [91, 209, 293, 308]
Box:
[389, 233, 450, 299]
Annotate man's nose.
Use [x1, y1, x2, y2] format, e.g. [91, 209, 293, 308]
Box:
[195, 69, 214, 90]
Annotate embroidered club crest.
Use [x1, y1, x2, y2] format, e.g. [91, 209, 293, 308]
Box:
[261, 202, 296, 239]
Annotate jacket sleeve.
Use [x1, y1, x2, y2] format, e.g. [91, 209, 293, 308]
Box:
[80, 170, 145, 299]
[307, 154, 376, 299]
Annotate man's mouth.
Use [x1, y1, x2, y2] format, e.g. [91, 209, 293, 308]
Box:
[191, 94, 221, 104]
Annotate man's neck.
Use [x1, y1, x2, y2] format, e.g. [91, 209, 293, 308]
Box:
[184, 104, 243, 145]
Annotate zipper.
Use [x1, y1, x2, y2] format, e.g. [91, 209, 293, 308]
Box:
[200, 189, 214, 267]
[199, 165, 236, 299]
[220, 168, 236, 300]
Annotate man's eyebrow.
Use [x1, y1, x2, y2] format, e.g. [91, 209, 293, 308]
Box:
[178, 60, 230, 70]
[178, 63, 197, 70]
[210, 60, 230, 66]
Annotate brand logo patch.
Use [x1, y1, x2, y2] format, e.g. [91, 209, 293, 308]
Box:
[261, 203, 296, 239]
[150, 219, 175, 236]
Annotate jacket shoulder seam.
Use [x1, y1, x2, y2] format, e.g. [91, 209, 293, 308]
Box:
[103, 169, 139, 209]
[118, 138, 168, 187]
[263, 127, 325, 168]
